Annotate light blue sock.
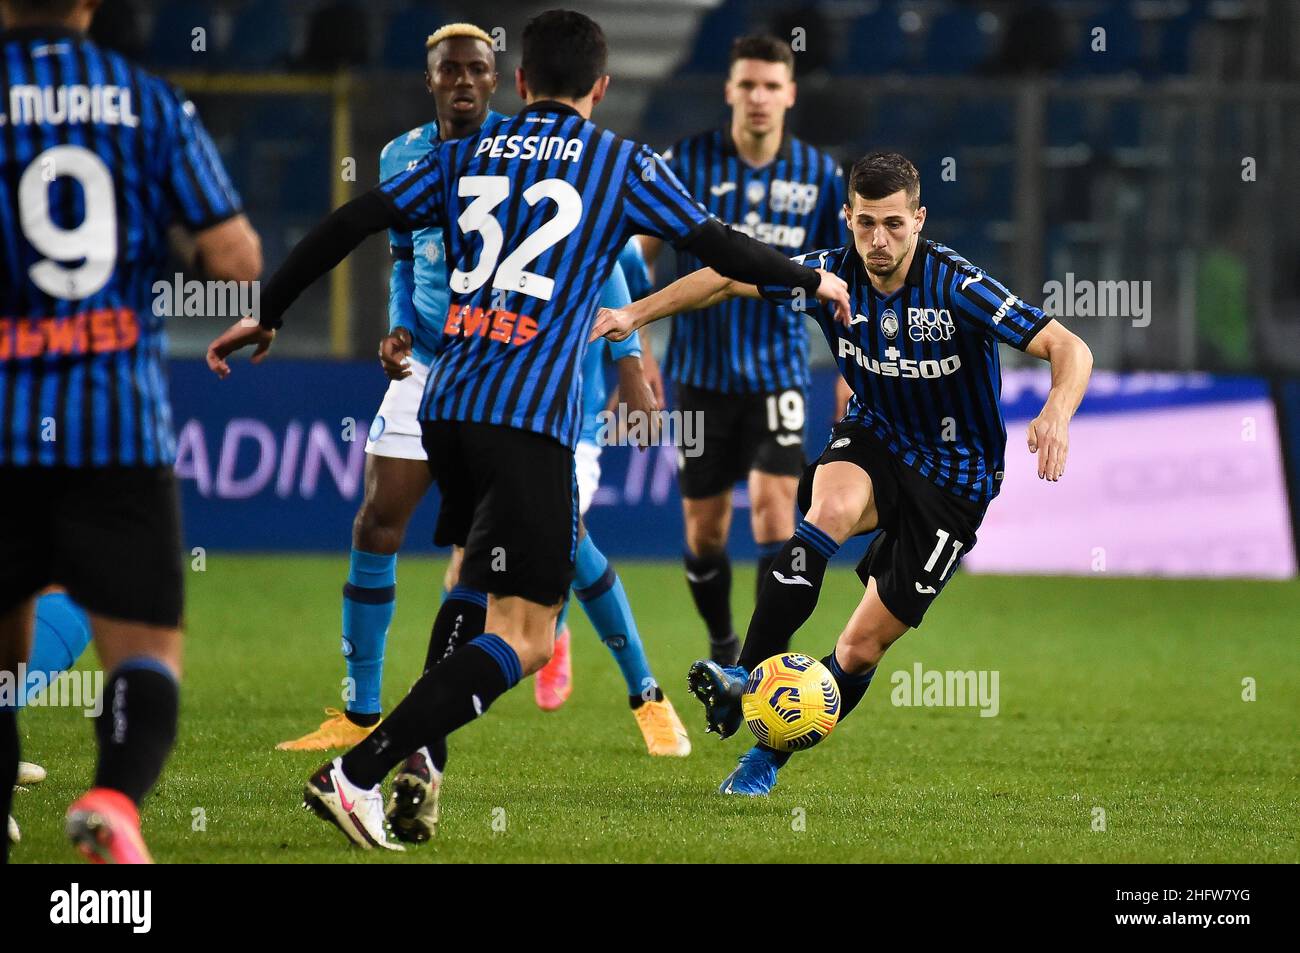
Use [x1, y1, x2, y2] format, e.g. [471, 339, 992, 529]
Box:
[342, 549, 396, 716]
[574, 534, 657, 699]
[25, 593, 93, 701]
[556, 593, 572, 633]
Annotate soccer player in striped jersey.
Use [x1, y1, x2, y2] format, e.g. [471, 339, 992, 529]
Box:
[208, 8, 849, 849]
[0, 0, 261, 862]
[637, 35, 846, 668]
[276, 24, 508, 754]
[593, 152, 1092, 796]
[271, 26, 685, 800]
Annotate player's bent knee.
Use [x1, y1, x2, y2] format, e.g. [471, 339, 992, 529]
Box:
[352, 504, 407, 555]
[806, 496, 865, 542]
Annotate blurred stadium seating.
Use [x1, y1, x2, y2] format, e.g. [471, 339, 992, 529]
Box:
[89, 0, 1297, 375]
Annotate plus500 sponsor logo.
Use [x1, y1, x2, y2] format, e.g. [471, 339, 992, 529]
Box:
[730, 221, 806, 249]
[837, 337, 962, 379]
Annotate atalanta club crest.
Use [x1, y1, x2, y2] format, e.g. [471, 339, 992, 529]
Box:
[881, 309, 900, 340]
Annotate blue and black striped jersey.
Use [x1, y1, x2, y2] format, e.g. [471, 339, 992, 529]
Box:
[783, 239, 1050, 504]
[381, 110, 507, 366]
[663, 128, 844, 394]
[375, 100, 712, 450]
[0, 26, 241, 467]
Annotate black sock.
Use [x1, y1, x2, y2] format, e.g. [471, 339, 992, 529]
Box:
[418, 587, 487, 772]
[822, 651, 877, 720]
[424, 586, 487, 674]
[738, 520, 839, 671]
[93, 661, 179, 805]
[760, 652, 878, 770]
[341, 634, 520, 790]
[628, 686, 665, 709]
[755, 541, 783, 601]
[684, 549, 733, 646]
[0, 708, 16, 864]
[345, 710, 380, 728]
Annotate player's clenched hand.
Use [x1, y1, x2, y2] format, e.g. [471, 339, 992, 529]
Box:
[379, 327, 413, 381]
[206, 318, 275, 379]
[1026, 412, 1069, 481]
[813, 269, 852, 326]
[590, 306, 636, 342]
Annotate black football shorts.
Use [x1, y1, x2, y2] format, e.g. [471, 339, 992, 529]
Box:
[0, 466, 184, 627]
[422, 420, 576, 606]
[798, 421, 988, 629]
[676, 383, 806, 499]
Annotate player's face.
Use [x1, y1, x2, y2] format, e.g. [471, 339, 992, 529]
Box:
[844, 190, 926, 280]
[724, 59, 795, 137]
[426, 37, 497, 126]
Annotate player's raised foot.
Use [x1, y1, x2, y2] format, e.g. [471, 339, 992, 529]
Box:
[7, 814, 19, 845]
[66, 788, 153, 864]
[632, 695, 692, 757]
[686, 659, 747, 738]
[534, 625, 572, 711]
[386, 746, 442, 843]
[709, 633, 741, 666]
[276, 707, 377, 751]
[719, 746, 782, 797]
[303, 757, 404, 851]
[17, 761, 47, 786]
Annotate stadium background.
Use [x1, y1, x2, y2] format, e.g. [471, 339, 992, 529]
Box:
[86, 0, 1299, 575]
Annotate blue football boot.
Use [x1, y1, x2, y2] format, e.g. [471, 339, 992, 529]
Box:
[719, 746, 783, 796]
[686, 660, 747, 738]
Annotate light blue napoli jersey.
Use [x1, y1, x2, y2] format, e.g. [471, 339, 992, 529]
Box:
[578, 240, 650, 445]
[380, 110, 507, 365]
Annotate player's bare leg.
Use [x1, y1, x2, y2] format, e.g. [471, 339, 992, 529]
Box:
[65, 616, 181, 864]
[1, 598, 34, 859]
[683, 492, 740, 664]
[690, 462, 877, 736]
[748, 469, 798, 599]
[278, 454, 431, 751]
[720, 581, 907, 796]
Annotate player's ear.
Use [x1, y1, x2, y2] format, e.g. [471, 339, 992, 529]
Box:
[914, 205, 926, 232]
[589, 74, 611, 107]
[515, 67, 528, 101]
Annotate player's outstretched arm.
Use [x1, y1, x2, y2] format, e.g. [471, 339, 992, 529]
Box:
[1023, 319, 1093, 482]
[591, 264, 842, 344]
[204, 191, 402, 376]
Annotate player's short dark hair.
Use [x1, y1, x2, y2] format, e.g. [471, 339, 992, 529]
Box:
[3, 0, 82, 16]
[729, 34, 795, 75]
[521, 9, 607, 100]
[848, 152, 921, 210]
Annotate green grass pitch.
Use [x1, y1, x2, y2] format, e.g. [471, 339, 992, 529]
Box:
[11, 556, 1299, 863]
